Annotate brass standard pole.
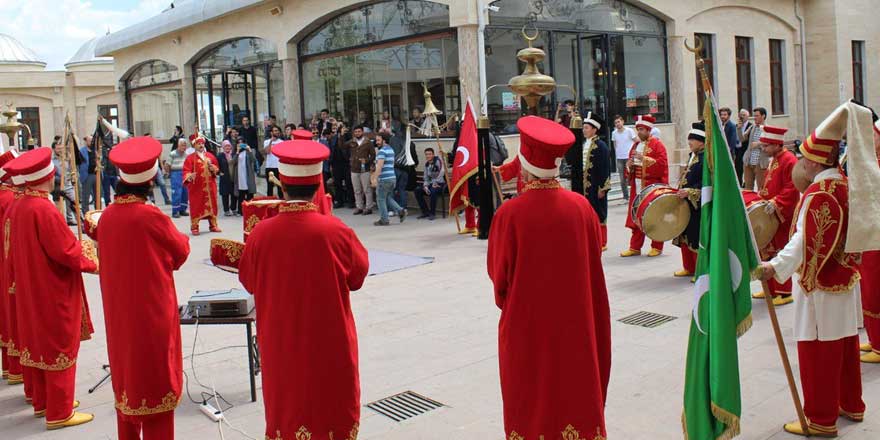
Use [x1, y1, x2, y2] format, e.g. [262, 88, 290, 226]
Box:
[65, 115, 84, 242]
[95, 132, 103, 210]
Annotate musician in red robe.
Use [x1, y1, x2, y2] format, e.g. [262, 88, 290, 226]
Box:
[239, 139, 369, 440]
[183, 136, 221, 235]
[97, 137, 191, 439]
[0, 151, 19, 383]
[621, 114, 668, 257]
[488, 116, 611, 440]
[493, 156, 525, 194]
[291, 129, 333, 214]
[7, 147, 96, 430]
[860, 118, 880, 363]
[0, 166, 27, 402]
[752, 125, 799, 306]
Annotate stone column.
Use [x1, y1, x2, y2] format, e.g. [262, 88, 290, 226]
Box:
[283, 56, 301, 126]
[181, 66, 196, 136]
[666, 34, 689, 173]
[456, 24, 481, 113]
[115, 86, 129, 135]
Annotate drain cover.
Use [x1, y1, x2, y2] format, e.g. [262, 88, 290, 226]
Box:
[618, 311, 677, 328]
[366, 391, 444, 422]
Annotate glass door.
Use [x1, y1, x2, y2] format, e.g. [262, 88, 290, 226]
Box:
[578, 34, 608, 137]
[225, 71, 252, 128]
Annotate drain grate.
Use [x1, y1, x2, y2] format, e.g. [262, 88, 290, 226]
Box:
[618, 311, 677, 328]
[366, 391, 444, 422]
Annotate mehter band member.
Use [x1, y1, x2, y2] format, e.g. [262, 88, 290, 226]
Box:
[239, 139, 369, 440]
[674, 121, 706, 278]
[7, 147, 96, 430]
[861, 117, 880, 363]
[752, 125, 799, 306]
[580, 112, 612, 250]
[183, 136, 221, 235]
[622, 114, 668, 257]
[97, 136, 191, 439]
[0, 150, 20, 384]
[488, 116, 610, 440]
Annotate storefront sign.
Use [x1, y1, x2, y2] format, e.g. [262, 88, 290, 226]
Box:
[626, 84, 636, 107]
[502, 92, 520, 111]
[648, 92, 658, 113]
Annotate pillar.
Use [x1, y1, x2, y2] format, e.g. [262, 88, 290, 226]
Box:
[181, 66, 197, 137]
[283, 57, 301, 126]
[456, 24, 482, 113]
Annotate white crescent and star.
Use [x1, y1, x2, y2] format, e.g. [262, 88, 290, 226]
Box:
[455, 146, 470, 167]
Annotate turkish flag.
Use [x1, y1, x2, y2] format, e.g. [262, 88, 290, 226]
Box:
[449, 99, 478, 214]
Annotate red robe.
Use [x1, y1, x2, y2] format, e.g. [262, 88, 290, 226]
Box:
[498, 157, 525, 194]
[0, 185, 16, 372]
[96, 194, 190, 421]
[759, 149, 799, 258]
[487, 179, 611, 440]
[10, 189, 95, 373]
[624, 136, 669, 230]
[183, 151, 220, 229]
[239, 202, 369, 440]
[861, 159, 880, 352]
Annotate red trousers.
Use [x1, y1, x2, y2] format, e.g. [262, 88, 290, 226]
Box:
[30, 366, 77, 423]
[600, 224, 607, 248]
[628, 229, 663, 252]
[861, 250, 880, 353]
[680, 247, 697, 273]
[797, 335, 864, 430]
[117, 410, 175, 440]
[465, 206, 477, 229]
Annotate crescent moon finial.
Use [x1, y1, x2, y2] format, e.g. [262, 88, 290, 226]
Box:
[683, 37, 703, 55]
[522, 23, 539, 47]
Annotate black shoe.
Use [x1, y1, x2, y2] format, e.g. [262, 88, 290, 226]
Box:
[374, 219, 390, 226]
[399, 209, 407, 223]
[333, 202, 343, 209]
[172, 213, 180, 218]
[363, 209, 373, 215]
[428, 215, 436, 221]
[180, 211, 189, 216]
[353, 209, 363, 215]
[417, 214, 429, 219]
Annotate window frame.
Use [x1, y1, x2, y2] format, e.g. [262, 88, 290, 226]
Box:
[769, 39, 786, 115]
[694, 33, 715, 117]
[852, 40, 865, 103]
[734, 36, 754, 113]
[16, 107, 39, 148]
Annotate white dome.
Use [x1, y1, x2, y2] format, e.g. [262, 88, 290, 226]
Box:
[65, 36, 113, 68]
[0, 33, 45, 68]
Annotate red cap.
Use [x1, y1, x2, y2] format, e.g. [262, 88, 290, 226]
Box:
[516, 116, 574, 179]
[0, 150, 20, 182]
[759, 125, 787, 145]
[291, 129, 313, 140]
[635, 114, 656, 130]
[4, 147, 54, 186]
[274, 140, 330, 185]
[109, 136, 163, 185]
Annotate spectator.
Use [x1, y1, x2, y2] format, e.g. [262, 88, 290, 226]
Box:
[410, 108, 425, 131]
[391, 129, 417, 208]
[415, 147, 445, 220]
[744, 107, 767, 190]
[101, 142, 119, 206]
[555, 100, 575, 127]
[263, 114, 278, 140]
[231, 137, 257, 214]
[262, 125, 284, 197]
[719, 107, 740, 160]
[78, 137, 89, 184]
[284, 123, 296, 140]
[735, 108, 753, 185]
[217, 140, 236, 216]
[51, 140, 82, 225]
[316, 109, 332, 135]
[610, 115, 636, 199]
[224, 126, 240, 144]
[330, 123, 353, 208]
[377, 110, 399, 136]
[240, 115, 261, 168]
[318, 129, 333, 187]
[168, 125, 183, 152]
[348, 126, 375, 215]
[167, 138, 190, 217]
[356, 110, 373, 132]
[372, 133, 406, 226]
[81, 135, 98, 210]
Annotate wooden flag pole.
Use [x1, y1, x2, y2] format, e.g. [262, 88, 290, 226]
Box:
[64, 114, 84, 242]
[760, 279, 809, 434]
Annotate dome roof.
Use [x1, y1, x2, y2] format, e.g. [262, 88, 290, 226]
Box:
[0, 33, 45, 68]
[65, 36, 113, 68]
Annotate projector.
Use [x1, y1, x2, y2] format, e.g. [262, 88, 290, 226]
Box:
[187, 289, 254, 318]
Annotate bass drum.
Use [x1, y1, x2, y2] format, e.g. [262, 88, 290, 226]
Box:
[741, 190, 780, 249]
[83, 209, 102, 240]
[632, 183, 691, 242]
[241, 197, 284, 241]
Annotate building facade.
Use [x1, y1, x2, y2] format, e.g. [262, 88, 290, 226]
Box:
[94, 0, 880, 168]
[0, 34, 118, 148]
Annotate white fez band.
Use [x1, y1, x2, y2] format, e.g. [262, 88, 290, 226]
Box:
[518, 152, 561, 179]
[761, 131, 784, 141]
[688, 129, 706, 137]
[635, 118, 654, 128]
[584, 112, 601, 130]
[11, 175, 23, 185]
[278, 161, 323, 178]
[0, 169, 6, 179]
[119, 160, 159, 184]
[21, 162, 55, 184]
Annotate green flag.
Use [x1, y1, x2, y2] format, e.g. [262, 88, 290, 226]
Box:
[682, 95, 760, 439]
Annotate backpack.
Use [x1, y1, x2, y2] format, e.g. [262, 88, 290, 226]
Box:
[488, 133, 508, 166]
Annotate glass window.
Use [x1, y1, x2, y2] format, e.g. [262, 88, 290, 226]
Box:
[130, 88, 181, 141]
[694, 33, 714, 116]
[608, 35, 669, 124]
[16, 107, 39, 148]
[769, 39, 786, 115]
[852, 41, 865, 103]
[195, 38, 278, 76]
[126, 60, 179, 89]
[735, 36, 753, 112]
[488, 0, 664, 34]
[269, 62, 285, 123]
[301, 1, 450, 56]
[485, 28, 553, 132]
[98, 105, 119, 136]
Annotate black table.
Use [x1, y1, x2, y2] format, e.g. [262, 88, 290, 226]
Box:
[179, 307, 259, 402]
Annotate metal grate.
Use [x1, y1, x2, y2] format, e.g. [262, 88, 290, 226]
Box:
[366, 391, 444, 422]
[618, 311, 677, 328]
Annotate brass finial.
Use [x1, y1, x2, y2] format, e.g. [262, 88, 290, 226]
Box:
[569, 111, 583, 129]
[507, 24, 556, 111]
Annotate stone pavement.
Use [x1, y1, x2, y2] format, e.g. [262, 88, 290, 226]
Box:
[0, 195, 878, 440]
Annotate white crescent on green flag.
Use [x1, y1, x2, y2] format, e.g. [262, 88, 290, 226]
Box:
[682, 94, 761, 439]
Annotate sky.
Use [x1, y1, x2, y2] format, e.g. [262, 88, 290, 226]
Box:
[6, 0, 169, 70]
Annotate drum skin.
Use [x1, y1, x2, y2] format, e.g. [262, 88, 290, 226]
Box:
[792, 159, 811, 193]
[741, 190, 780, 249]
[632, 184, 690, 242]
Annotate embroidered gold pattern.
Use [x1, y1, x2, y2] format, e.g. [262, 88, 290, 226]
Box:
[115, 391, 180, 416]
[523, 179, 562, 192]
[245, 215, 260, 233]
[266, 431, 283, 440]
[759, 157, 779, 197]
[508, 432, 524, 440]
[508, 425, 605, 440]
[295, 426, 312, 440]
[113, 194, 146, 204]
[865, 308, 880, 319]
[214, 239, 243, 263]
[267, 424, 359, 440]
[6, 342, 18, 356]
[279, 202, 318, 213]
[23, 188, 49, 198]
[802, 202, 837, 292]
[3, 218, 9, 258]
[18, 349, 76, 371]
[583, 137, 597, 191]
[7, 281, 14, 295]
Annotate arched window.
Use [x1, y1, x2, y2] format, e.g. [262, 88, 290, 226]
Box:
[488, 0, 664, 34]
[299, 1, 459, 136]
[126, 60, 179, 89]
[194, 38, 278, 75]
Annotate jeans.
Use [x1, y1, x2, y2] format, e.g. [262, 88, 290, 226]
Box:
[81, 174, 97, 211]
[265, 168, 279, 197]
[394, 169, 409, 208]
[154, 172, 171, 204]
[415, 184, 445, 217]
[102, 173, 119, 206]
[170, 170, 189, 215]
[616, 159, 629, 199]
[377, 179, 403, 222]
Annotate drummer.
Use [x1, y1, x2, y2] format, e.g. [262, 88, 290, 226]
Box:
[752, 125, 800, 306]
[621, 114, 669, 257]
[673, 122, 705, 279]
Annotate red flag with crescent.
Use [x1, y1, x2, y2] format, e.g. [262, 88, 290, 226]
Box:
[449, 98, 479, 214]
